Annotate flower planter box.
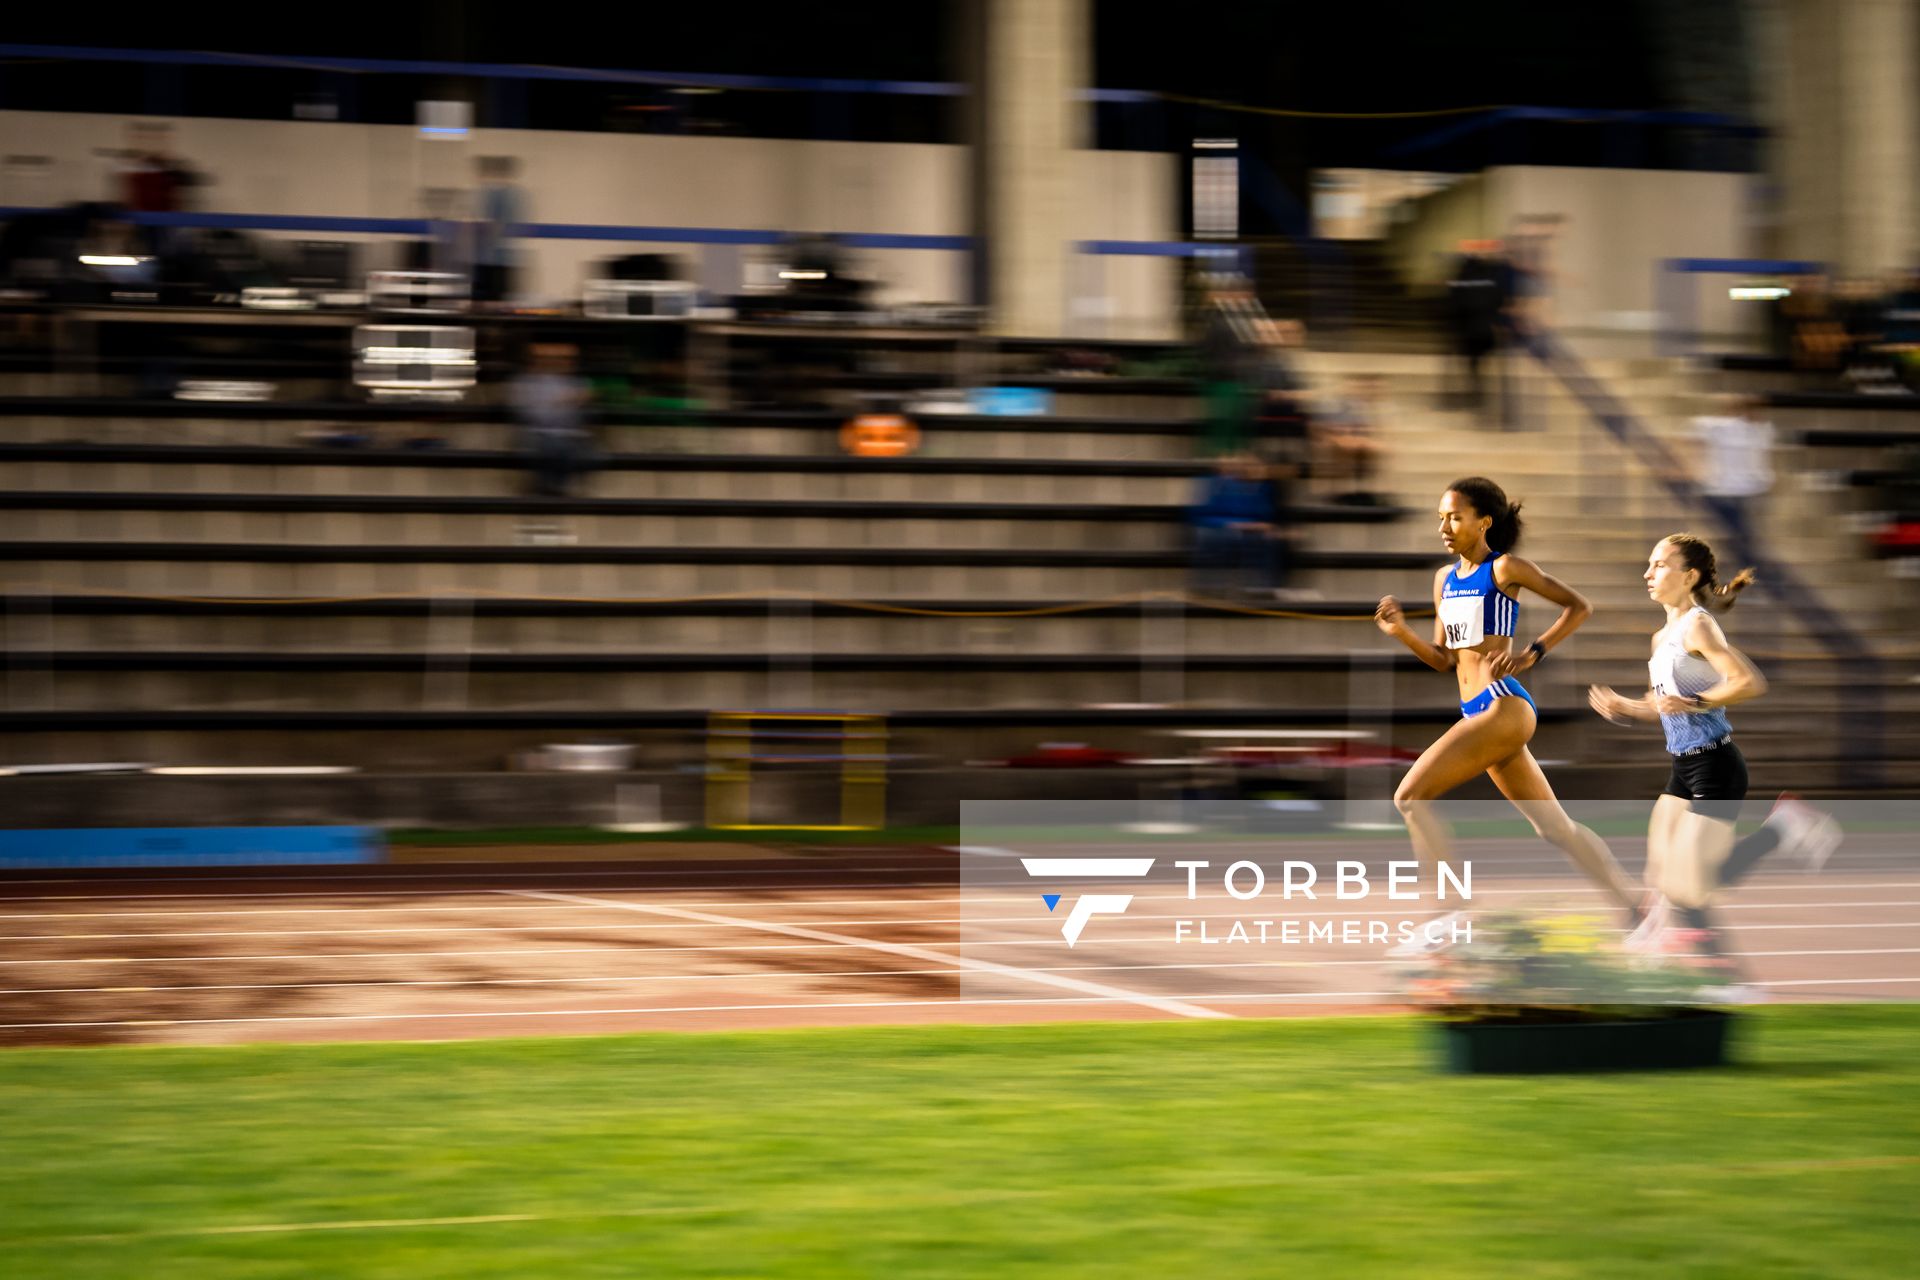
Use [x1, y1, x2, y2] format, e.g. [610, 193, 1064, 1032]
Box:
[1434, 1008, 1736, 1074]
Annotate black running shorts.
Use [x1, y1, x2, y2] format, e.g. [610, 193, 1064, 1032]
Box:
[1663, 739, 1749, 823]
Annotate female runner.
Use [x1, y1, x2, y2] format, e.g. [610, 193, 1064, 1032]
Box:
[1588, 533, 1839, 972]
[1376, 476, 1641, 954]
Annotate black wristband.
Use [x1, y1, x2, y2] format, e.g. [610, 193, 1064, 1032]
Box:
[1526, 641, 1546, 664]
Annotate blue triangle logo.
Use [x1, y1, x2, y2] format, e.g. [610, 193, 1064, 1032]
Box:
[1042, 894, 1061, 912]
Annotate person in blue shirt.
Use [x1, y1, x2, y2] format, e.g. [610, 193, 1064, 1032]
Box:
[472, 155, 525, 308]
[1189, 452, 1276, 598]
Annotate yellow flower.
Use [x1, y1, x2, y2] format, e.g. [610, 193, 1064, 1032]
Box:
[1536, 913, 1608, 955]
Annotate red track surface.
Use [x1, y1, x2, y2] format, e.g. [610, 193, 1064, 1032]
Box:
[1, 841, 1915, 1047]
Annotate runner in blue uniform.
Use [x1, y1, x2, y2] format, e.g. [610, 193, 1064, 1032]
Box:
[1376, 477, 1640, 954]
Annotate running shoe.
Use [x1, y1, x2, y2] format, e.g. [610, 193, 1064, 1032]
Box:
[1386, 910, 1473, 958]
[1622, 895, 1670, 954]
[1768, 794, 1843, 874]
[1717, 983, 1770, 1005]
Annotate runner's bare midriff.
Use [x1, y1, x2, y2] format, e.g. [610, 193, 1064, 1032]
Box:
[1454, 636, 1513, 702]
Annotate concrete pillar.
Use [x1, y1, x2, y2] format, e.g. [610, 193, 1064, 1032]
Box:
[1838, 0, 1918, 272]
[980, 0, 1089, 336]
[1763, 0, 1919, 273]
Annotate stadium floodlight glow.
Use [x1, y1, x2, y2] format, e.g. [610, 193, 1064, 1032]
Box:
[147, 766, 360, 776]
[778, 269, 828, 280]
[78, 255, 148, 267]
[175, 381, 275, 403]
[358, 347, 476, 364]
[1729, 286, 1791, 300]
[369, 387, 465, 400]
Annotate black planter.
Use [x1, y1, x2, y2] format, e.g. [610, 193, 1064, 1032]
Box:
[1434, 1008, 1737, 1074]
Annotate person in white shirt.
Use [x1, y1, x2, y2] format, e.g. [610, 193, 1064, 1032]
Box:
[1693, 394, 1774, 570]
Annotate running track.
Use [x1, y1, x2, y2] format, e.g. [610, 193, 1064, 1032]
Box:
[1, 837, 1915, 1047]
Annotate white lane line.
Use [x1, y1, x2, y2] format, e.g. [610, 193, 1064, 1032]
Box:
[1, 848, 1913, 892]
[0, 920, 955, 941]
[0, 990, 1404, 1030]
[9, 898, 1919, 943]
[1721, 921, 1920, 932]
[1737, 946, 1920, 957]
[11, 945, 1920, 997]
[505, 888, 1228, 1021]
[0, 943, 903, 966]
[6, 879, 1916, 921]
[3, 864, 1915, 906]
[0, 970, 964, 995]
[10, 920, 1920, 969]
[0, 898, 954, 920]
[0, 903, 691, 921]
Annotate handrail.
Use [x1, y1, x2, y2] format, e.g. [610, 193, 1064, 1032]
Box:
[1524, 326, 1886, 785]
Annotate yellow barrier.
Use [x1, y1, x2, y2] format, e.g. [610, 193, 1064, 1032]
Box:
[705, 711, 889, 831]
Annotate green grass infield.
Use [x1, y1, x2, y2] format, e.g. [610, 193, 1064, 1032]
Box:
[2, 1006, 1916, 1278]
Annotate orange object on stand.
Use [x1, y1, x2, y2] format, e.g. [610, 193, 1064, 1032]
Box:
[841, 412, 921, 457]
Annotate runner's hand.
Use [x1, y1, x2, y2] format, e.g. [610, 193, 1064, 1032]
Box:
[1374, 596, 1404, 635]
[1652, 693, 1705, 716]
[1588, 684, 1637, 725]
[1487, 647, 1532, 680]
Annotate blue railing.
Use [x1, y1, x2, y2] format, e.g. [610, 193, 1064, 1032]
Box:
[0, 43, 1156, 104]
[6, 207, 1240, 261]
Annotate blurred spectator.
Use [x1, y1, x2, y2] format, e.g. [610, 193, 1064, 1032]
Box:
[1506, 213, 1565, 329]
[1198, 274, 1266, 455]
[753, 233, 868, 315]
[1247, 317, 1310, 452]
[117, 123, 202, 216]
[511, 342, 596, 497]
[1315, 373, 1386, 506]
[1693, 393, 1774, 570]
[1777, 273, 1849, 375]
[116, 124, 202, 269]
[1443, 239, 1511, 412]
[1190, 451, 1276, 598]
[472, 156, 525, 308]
[1242, 321, 1317, 598]
[1880, 267, 1920, 391]
[1838, 275, 1898, 393]
[413, 188, 473, 281]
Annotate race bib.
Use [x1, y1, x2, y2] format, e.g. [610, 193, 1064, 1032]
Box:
[1438, 594, 1485, 649]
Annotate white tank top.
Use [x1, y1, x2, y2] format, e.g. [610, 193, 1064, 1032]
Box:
[1647, 606, 1733, 753]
